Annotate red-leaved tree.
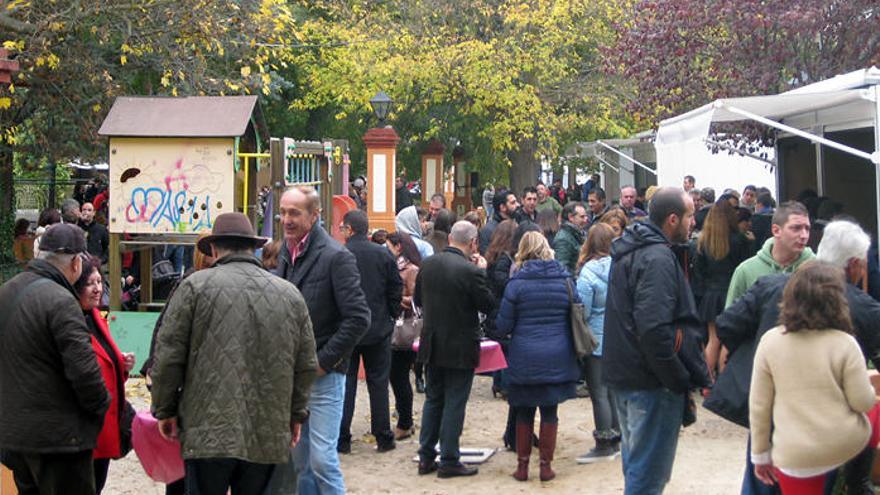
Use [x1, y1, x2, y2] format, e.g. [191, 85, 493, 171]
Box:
[608, 0, 880, 127]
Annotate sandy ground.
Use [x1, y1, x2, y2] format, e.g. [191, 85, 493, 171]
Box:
[105, 376, 747, 495]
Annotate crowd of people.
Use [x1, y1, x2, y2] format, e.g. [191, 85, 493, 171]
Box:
[4, 171, 880, 495]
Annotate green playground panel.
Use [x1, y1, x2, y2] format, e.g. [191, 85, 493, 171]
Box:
[108, 311, 160, 376]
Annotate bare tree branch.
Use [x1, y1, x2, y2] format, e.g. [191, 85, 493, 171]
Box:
[0, 13, 36, 34]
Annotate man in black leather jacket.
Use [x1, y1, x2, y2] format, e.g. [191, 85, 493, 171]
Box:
[0, 224, 109, 495]
[713, 220, 880, 495]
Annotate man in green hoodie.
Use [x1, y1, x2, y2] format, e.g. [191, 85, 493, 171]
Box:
[725, 201, 814, 308]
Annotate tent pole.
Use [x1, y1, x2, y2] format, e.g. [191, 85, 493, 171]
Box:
[595, 140, 657, 175]
[595, 155, 620, 173]
[874, 85, 880, 247]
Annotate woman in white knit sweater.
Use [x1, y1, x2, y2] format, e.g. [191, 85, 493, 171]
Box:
[750, 261, 876, 494]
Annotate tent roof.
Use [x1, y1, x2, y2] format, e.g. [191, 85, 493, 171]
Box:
[98, 96, 259, 137]
[786, 67, 880, 94]
[656, 88, 876, 146]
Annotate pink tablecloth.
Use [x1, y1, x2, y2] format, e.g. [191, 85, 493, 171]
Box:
[412, 339, 507, 374]
[132, 411, 185, 483]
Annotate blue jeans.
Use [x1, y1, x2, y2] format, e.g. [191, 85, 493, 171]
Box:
[612, 387, 684, 495]
[293, 372, 346, 495]
[418, 366, 475, 467]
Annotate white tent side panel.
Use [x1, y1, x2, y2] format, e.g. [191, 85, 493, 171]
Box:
[656, 141, 777, 197]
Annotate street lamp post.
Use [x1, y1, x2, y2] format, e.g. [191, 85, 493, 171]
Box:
[363, 91, 400, 232]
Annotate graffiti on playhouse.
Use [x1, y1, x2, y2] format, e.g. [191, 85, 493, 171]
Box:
[108, 137, 234, 234]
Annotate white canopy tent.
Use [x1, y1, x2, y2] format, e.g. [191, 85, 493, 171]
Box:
[656, 89, 879, 165]
[656, 67, 880, 236]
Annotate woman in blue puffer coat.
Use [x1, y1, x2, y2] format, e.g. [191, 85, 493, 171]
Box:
[574, 222, 621, 465]
[495, 231, 580, 483]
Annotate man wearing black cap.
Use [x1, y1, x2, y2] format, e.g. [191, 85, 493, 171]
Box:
[151, 213, 318, 494]
[0, 224, 110, 495]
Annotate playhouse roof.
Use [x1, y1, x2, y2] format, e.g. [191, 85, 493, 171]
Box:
[98, 96, 259, 138]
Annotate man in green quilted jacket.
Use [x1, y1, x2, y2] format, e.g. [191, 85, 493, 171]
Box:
[151, 213, 318, 494]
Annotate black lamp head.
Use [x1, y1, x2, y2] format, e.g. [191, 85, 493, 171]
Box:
[369, 91, 393, 125]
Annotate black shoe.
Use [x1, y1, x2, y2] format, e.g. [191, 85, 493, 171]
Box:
[437, 463, 478, 478]
[418, 460, 438, 475]
[376, 441, 396, 453]
[336, 440, 351, 454]
[415, 377, 426, 394]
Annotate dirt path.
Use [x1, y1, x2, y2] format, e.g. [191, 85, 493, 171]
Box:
[105, 377, 747, 494]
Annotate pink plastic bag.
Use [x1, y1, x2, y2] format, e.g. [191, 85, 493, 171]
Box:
[132, 411, 185, 483]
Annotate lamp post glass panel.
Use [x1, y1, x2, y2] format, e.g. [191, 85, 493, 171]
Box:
[370, 91, 393, 126]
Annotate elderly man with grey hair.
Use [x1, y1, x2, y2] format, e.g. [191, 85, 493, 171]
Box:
[414, 221, 496, 478]
[712, 219, 880, 494]
[60, 198, 81, 224]
[0, 224, 109, 495]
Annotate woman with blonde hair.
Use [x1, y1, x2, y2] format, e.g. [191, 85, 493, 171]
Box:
[575, 223, 621, 463]
[495, 231, 580, 482]
[694, 200, 751, 382]
[598, 208, 628, 238]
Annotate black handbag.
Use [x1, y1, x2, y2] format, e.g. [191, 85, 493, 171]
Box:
[703, 340, 755, 428]
[117, 400, 136, 458]
[674, 326, 711, 428]
[565, 279, 598, 359]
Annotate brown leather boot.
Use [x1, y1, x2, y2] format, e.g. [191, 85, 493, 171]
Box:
[512, 421, 533, 481]
[539, 421, 558, 482]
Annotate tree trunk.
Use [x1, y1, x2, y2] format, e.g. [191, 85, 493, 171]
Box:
[508, 138, 540, 194]
[0, 142, 15, 262]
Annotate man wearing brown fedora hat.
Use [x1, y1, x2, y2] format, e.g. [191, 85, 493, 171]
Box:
[151, 212, 318, 495]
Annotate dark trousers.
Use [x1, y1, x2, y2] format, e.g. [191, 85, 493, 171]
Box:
[340, 336, 394, 447]
[583, 355, 619, 437]
[184, 458, 274, 495]
[418, 365, 475, 467]
[1, 449, 95, 495]
[514, 405, 558, 424]
[93, 458, 110, 495]
[389, 350, 417, 430]
[166, 479, 185, 495]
